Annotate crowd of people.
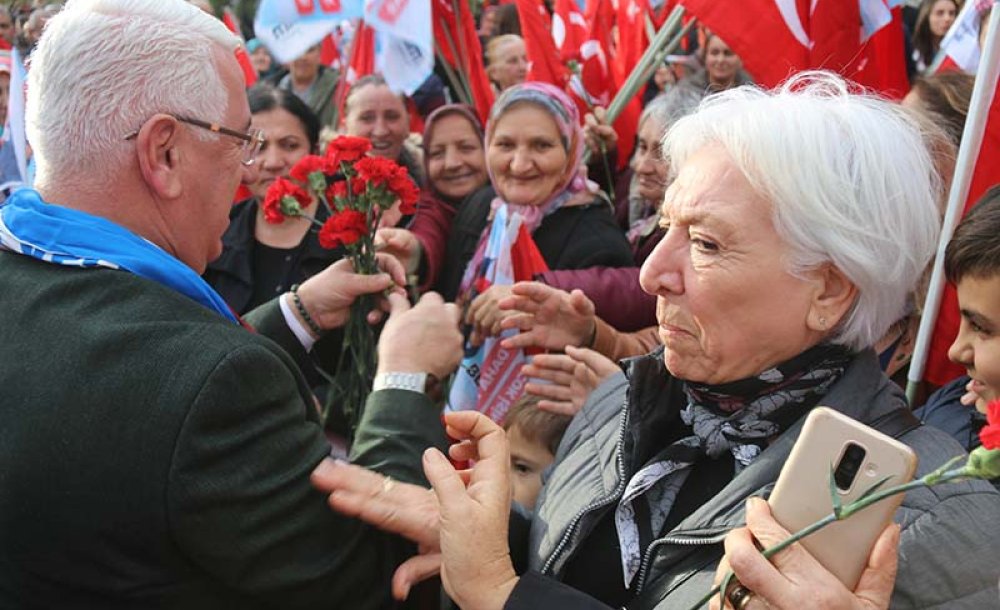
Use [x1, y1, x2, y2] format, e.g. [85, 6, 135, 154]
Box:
[1, 0, 1000, 608]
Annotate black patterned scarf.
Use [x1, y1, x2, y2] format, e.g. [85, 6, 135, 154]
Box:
[615, 343, 854, 587]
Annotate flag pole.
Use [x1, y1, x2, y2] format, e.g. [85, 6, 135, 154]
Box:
[605, 5, 685, 124]
[581, 5, 685, 165]
[639, 18, 697, 86]
[906, 6, 1000, 405]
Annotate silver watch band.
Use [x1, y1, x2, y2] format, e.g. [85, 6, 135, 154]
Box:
[372, 372, 429, 394]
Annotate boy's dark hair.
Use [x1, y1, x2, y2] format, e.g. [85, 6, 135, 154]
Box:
[503, 395, 571, 456]
[945, 185, 1000, 284]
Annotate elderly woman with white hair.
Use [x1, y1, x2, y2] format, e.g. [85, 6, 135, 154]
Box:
[312, 73, 1000, 609]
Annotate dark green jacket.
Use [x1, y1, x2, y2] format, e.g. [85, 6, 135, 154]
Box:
[0, 252, 446, 608]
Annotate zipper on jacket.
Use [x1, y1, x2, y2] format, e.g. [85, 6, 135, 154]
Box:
[633, 530, 730, 593]
[541, 398, 631, 576]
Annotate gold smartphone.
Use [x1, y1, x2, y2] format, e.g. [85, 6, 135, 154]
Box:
[767, 406, 918, 590]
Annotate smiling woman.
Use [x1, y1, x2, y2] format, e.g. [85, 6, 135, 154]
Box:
[435, 82, 633, 306]
[203, 86, 343, 322]
[342, 74, 422, 186]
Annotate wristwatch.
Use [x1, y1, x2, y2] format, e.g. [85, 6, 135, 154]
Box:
[372, 372, 445, 402]
[373, 372, 429, 393]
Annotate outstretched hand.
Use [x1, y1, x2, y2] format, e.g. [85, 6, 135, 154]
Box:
[499, 282, 596, 351]
[423, 411, 519, 610]
[467, 284, 515, 346]
[375, 227, 422, 275]
[311, 411, 520, 608]
[522, 345, 620, 416]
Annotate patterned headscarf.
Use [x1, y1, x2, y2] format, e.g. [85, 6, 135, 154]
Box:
[421, 104, 485, 203]
[484, 81, 593, 232]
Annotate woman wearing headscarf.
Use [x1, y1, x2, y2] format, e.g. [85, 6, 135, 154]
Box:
[531, 87, 703, 335]
[436, 82, 632, 323]
[313, 73, 1000, 609]
[376, 104, 490, 292]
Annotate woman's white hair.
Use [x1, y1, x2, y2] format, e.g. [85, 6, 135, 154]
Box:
[26, 0, 238, 185]
[663, 72, 942, 351]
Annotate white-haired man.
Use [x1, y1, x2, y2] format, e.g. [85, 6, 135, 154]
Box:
[0, 0, 461, 607]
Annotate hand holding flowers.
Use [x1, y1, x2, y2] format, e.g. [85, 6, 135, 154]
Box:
[262, 135, 420, 432]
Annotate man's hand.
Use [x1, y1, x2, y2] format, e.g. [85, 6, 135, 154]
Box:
[710, 497, 899, 610]
[499, 282, 596, 351]
[311, 411, 521, 608]
[310, 459, 442, 601]
[378, 292, 462, 379]
[375, 227, 422, 275]
[294, 254, 406, 333]
[522, 345, 620, 416]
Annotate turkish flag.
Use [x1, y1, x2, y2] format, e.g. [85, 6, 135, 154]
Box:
[924, 67, 1000, 385]
[320, 33, 342, 69]
[855, 5, 909, 99]
[332, 21, 375, 121]
[516, 0, 570, 87]
[432, 0, 495, 123]
[553, 0, 588, 62]
[680, 0, 809, 87]
[810, 0, 863, 76]
[614, 0, 649, 83]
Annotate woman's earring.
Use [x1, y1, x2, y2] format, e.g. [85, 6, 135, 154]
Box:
[819, 316, 828, 329]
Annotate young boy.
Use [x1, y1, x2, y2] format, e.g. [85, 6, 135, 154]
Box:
[917, 185, 1000, 450]
[503, 396, 571, 509]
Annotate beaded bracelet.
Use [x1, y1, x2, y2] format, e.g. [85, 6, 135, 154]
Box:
[290, 284, 324, 336]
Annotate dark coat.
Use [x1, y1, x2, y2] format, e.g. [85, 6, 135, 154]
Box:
[204, 199, 342, 315]
[504, 350, 1000, 609]
[204, 200, 346, 389]
[0, 252, 445, 608]
[435, 186, 634, 301]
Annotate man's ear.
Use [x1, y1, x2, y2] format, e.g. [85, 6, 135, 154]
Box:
[134, 115, 183, 200]
[806, 263, 859, 333]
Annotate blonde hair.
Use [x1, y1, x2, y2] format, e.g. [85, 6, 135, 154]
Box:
[485, 34, 523, 67]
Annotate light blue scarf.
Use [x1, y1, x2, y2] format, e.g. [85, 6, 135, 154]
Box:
[0, 188, 238, 324]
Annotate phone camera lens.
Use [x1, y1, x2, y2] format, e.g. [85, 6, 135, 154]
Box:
[834, 442, 867, 491]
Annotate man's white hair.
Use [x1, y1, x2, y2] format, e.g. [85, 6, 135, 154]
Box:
[26, 0, 239, 185]
[663, 72, 942, 351]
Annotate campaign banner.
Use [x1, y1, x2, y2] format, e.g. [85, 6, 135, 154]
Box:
[365, 0, 433, 95]
[255, 0, 362, 64]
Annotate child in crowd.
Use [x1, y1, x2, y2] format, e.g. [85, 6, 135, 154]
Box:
[503, 396, 571, 509]
[917, 185, 1000, 452]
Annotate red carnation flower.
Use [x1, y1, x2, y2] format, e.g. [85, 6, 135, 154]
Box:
[326, 135, 372, 166]
[981, 400, 1000, 450]
[318, 209, 369, 249]
[262, 177, 310, 224]
[388, 169, 419, 214]
[289, 155, 335, 182]
[354, 156, 402, 186]
[325, 179, 366, 203]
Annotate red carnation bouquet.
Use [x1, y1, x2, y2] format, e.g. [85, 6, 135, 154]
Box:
[263, 135, 419, 432]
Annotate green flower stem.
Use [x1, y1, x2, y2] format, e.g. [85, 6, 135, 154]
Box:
[686, 459, 976, 610]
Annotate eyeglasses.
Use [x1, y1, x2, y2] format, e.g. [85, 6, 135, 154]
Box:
[123, 114, 265, 166]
